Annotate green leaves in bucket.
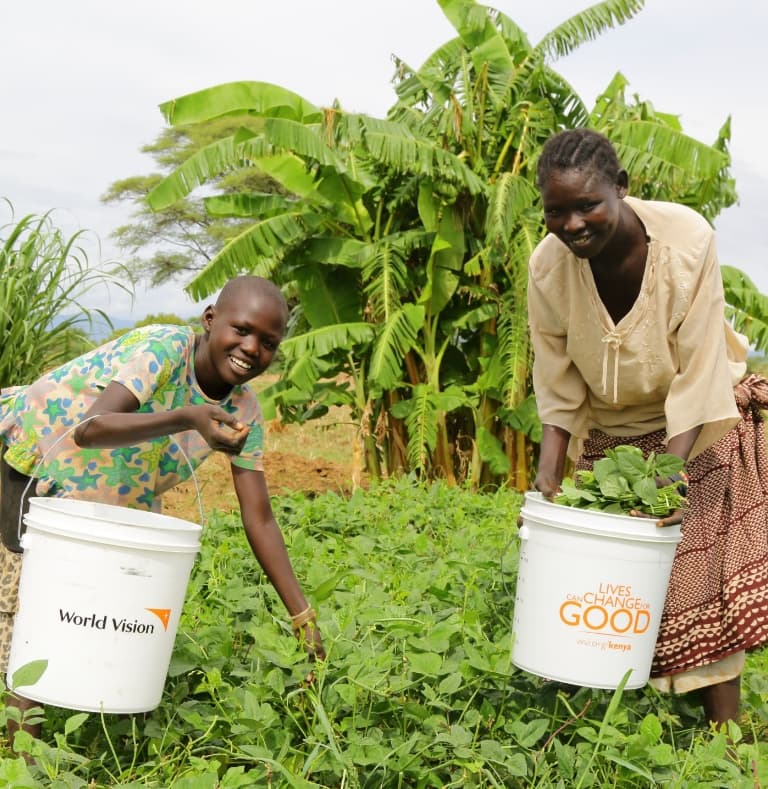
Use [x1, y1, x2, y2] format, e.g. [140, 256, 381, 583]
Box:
[11, 659, 48, 689]
[554, 445, 687, 517]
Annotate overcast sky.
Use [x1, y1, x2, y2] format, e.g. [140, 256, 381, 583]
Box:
[2, 0, 766, 322]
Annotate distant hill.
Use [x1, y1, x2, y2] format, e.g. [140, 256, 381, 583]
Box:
[86, 314, 134, 342]
[56, 314, 135, 342]
[64, 313, 200, 342]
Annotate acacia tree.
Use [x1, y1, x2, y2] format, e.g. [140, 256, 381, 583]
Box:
[146, 0, 739, 489]
[102, 116, 284, 286]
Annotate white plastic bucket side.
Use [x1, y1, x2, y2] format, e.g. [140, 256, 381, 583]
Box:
[511, 492, 682, 690]
[7, 500, 201, 713]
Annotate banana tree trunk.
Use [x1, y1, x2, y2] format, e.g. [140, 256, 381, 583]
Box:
[434, 417, 456, 485]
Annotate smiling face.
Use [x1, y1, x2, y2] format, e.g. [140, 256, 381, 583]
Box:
[540, 167, 628, 261]
[195, 289, 287, 400]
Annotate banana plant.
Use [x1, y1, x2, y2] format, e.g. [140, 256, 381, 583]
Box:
[146, 83, 485, 482]
[146, 0, 740, 489]
[721, 266, 768, 354]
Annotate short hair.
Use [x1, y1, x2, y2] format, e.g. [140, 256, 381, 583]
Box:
[216, 276, 288, 322]
[536, 129, 622, 189]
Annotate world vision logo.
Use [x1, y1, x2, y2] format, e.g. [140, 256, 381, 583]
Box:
[146, 608, 172, 631]
[57, 607, 173, 636]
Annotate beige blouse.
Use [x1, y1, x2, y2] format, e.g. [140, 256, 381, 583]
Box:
[528, 196, 748, 459]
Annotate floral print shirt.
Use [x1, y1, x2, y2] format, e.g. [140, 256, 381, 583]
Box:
[0, 325, 264, 510]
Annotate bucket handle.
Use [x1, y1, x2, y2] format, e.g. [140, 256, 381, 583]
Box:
[12, 415, 205, 551]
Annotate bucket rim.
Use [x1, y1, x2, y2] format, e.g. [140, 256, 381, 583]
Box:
[520, 492, 683, 544]
[22, 518, 201, 553]
[26, 496, 201, 533]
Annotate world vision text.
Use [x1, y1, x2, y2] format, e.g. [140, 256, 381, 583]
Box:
[58, 609, 158, 635]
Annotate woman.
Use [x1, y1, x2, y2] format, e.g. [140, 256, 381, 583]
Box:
[528, 128, 768, 726]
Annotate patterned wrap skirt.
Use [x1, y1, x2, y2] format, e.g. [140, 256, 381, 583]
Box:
[576, 374, 768, 681]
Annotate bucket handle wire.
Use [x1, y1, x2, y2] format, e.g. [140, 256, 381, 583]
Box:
[13, 415, 206, 550]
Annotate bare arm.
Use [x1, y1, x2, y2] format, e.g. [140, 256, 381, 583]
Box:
[534, 424, 571, 498]
[73, 381, 249, 454]
[666, 426, 702, 463]
[232, 464, 324, 659]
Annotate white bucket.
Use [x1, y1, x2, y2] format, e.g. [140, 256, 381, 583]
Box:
[511, 492, 682, 690]
[7, 497, 201, 713]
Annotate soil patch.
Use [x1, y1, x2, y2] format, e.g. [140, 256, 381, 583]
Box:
[162, 407, 361, 522]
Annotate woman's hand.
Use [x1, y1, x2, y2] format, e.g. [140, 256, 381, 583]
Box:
[654, 509, 685, 528]
[629, 471, 688, 528]
[533, 473, 561, 500]
[529, 471, 562, 527]
[534, 425, 571, 499]
[629, 506, 685, 528]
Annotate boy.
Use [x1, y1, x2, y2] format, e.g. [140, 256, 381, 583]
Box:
[0, 275, 323, 738]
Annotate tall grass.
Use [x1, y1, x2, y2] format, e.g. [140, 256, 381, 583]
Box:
[0, 201, 129, 387]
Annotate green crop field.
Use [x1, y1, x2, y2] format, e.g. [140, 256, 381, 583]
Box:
[2, 479, 766, 787]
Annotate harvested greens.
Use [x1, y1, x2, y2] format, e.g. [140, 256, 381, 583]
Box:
[554, 444, 687, 517]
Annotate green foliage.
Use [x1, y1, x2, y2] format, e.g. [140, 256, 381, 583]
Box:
[10, 660, 48, 690]
[0, 482, 765, 785]
[721, 265, 768, 354]
[139, 0, 743, 490]
[555, 445, 687, 516]
[0, 202, 128, 387]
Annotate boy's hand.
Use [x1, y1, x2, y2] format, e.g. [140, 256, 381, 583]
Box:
[192, 405, 250, 454]
[296, 620, 326, 663]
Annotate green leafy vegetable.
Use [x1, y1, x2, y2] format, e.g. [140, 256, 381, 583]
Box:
[555, 445, 687, 517]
